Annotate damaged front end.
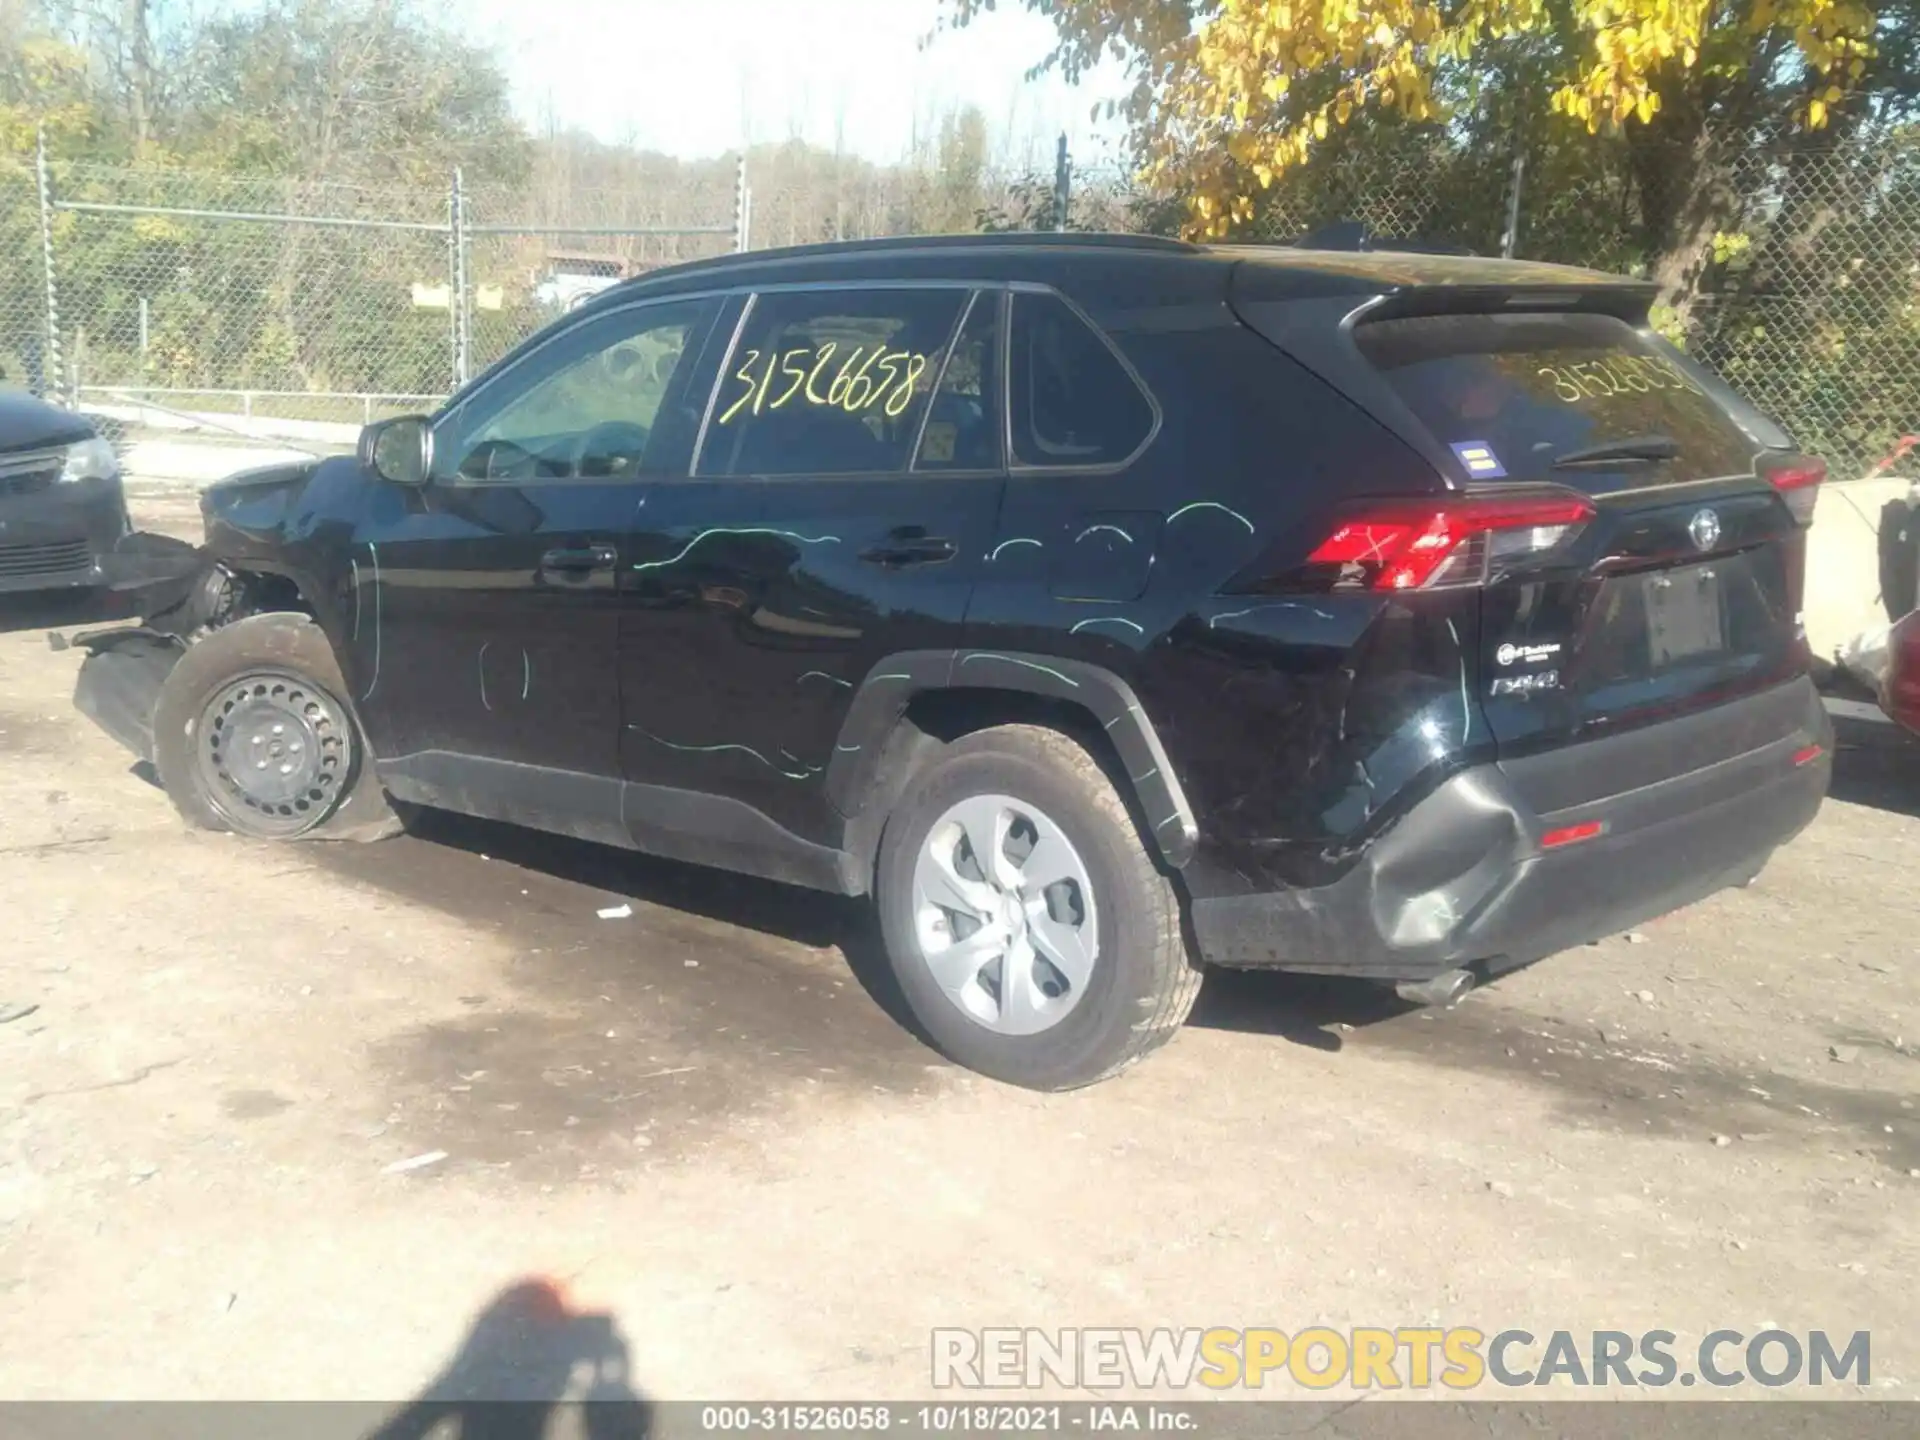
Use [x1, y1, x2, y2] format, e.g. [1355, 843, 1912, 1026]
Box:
[59, 532, 246, 763]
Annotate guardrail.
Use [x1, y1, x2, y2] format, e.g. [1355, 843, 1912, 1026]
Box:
[77, 386, 444, 428]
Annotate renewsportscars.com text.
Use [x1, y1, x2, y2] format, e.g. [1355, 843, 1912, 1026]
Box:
[931, 1327, 1871, 1391]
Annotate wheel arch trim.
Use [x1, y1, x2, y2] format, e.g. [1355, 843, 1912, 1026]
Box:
[825, 648, 1199, 868]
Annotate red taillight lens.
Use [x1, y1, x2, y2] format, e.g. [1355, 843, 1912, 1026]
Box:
[1761, 453, 1825, 527]
[1305, 492, 1596, 591]
[1883, 609, 1920, 734]
[1540, 819, 1605, 849]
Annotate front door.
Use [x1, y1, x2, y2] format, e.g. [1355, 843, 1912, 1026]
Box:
[348, 294, 724, 831]
[618, 284, 1007, 851]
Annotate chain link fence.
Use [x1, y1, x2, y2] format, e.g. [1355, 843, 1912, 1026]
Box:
[45, 162, 457, 428]
[3, 133, 1916, 480]
[1226, 136, 1920, 480]
[0, 147, 743, 447]
[0, 160, 54, 400]
[463, 171, 740, 376]
[1245, 138, 1494, 248]
[1690, 140, 1920, 481]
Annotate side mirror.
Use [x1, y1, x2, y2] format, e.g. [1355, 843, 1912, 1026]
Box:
[360, 415, 433, 486]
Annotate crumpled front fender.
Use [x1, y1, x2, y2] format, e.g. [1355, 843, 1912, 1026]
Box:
[72, 628, 184, 764]
[95, 531, 214, 624]
[65, 531, 218, 763]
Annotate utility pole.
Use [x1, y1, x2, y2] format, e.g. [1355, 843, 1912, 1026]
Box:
[123, 0, 155, 157]
[1500, 147, 1526, 259]
[449, 167, 470, 388]
[35, 125, 63, 402]
[734, 153, 752, 253]
[1052, 133, 1071, 232]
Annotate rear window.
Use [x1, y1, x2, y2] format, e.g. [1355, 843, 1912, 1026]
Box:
[1010, 292, 1155, 468]
[1355, 312, 1760, 490]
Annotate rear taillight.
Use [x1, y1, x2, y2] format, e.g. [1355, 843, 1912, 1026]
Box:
[1761, 453, 1825, 526]
[1540, 819, 1605, 849]
[1305, 491, 1596, 591]
[1883, 609, 1920, 734]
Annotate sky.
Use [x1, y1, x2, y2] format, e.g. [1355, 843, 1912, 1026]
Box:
[454, 0, 1133, 169]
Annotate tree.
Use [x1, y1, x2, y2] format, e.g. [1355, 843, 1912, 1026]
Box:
[8, 0, 534, 394]
[0, 2, 95, 158]
[169, 0, 531, 187]
[947, 1, 1885, 313]
[21, 1, 151, 156]
[932, 105, 990, 231]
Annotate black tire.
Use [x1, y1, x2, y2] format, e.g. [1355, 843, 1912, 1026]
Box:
[152, 611, 401, 842]
[874, 723, 1201, 1090]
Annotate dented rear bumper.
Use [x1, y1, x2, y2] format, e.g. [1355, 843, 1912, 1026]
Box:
[1188, 676, 1832, 980]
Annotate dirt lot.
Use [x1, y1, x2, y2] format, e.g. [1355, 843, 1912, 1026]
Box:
[0, 488, 1914, 1406]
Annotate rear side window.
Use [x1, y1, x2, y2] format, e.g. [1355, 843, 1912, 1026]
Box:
[698, 288, 968, 477]
[1355, 312, 1759, 490]
[914, 292, 1002, 472]
[1009, 292, 1154, 468]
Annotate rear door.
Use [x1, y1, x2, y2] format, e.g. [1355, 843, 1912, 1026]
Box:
[967, 286, 1166, 623]
[619, 282, 1004, 849]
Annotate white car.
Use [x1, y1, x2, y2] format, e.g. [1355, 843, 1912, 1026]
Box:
[532, 255, 631, 311]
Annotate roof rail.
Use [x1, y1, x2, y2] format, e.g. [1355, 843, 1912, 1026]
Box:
[613, 229, 1201, 287]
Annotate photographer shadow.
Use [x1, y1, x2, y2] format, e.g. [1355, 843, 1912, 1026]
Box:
[367, 1279, 652, 1440]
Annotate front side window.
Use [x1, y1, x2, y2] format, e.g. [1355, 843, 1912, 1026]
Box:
[434, 297, 717, 482]
[698, 288, 970, 477]
[1009, 291, 1155, 468]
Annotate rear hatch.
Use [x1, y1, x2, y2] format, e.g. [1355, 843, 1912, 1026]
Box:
[1230, 260, 1818, 757]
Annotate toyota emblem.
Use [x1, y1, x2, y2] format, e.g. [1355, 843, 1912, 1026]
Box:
[1688, 507, 1722, 552]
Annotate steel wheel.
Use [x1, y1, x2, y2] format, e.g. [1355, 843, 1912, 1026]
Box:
[194, 669, 353, 838]
[910, 791, 1100, 1036]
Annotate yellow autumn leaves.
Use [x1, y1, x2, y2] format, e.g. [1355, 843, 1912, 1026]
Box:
[1107, 0, 1879, 238]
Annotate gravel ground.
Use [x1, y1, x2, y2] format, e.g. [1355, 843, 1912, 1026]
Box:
[0, 487, 1913, 1408]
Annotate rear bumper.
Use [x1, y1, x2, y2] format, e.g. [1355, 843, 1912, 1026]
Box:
[72, 631, 183, 764]
[1188, 676, 1832, 979]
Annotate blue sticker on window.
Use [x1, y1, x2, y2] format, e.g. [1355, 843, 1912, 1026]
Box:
[1450, 440, 1507, 478]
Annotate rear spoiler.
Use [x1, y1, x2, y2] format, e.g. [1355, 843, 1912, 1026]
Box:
[1358, 281, 1659, 327]
[1232, 242, 1659, 326]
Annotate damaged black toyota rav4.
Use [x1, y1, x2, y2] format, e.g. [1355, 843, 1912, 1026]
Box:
[71, 234, 1832, 1090]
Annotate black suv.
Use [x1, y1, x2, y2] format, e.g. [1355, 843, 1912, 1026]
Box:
[71, 234, 1832, 1089]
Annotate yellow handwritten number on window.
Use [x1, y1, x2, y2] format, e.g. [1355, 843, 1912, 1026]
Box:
[1536, 356, 1701, 405]
[719, 344, 928, 424]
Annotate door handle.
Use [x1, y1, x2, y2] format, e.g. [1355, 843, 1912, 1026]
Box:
[540, 543, 617, 573]
[859, 533, 958, 568]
